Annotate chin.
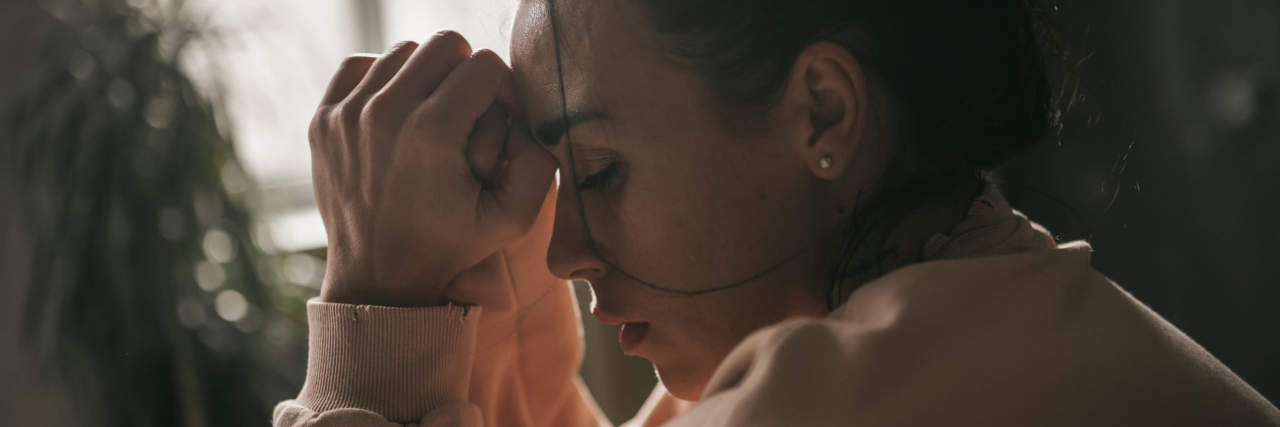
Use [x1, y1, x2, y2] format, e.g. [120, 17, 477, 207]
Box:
[652, 359, 711, 401]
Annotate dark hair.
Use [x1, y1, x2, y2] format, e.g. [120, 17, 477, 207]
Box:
[635, 1, 1067, 307]
[542, 0, 1068, 304]
[641, 0, 1060, 170]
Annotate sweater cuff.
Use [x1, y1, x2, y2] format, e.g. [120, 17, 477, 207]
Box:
[295, 298, 481, 423]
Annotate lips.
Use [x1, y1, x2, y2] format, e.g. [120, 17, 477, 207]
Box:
[618, 321, 649, 354]
[591, 305, 650, 354]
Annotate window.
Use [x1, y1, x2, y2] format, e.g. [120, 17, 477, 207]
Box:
[189, 0, 515, 252]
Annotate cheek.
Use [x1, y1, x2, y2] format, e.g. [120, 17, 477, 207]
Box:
[599, 159, 811, 290]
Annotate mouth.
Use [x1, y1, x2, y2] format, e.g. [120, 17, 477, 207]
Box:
[618, 321, 650, 355]
[591, 306, 650, 355]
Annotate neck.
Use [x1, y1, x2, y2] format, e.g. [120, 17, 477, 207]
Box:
[829, 172, 983, 305]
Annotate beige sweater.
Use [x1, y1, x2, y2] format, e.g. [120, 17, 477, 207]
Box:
[274, 189, 1280, 426]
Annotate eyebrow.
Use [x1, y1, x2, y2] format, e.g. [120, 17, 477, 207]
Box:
[533, 110, 607, 147]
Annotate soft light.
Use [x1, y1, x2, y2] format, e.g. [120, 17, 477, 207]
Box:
[215, 289, 249, 322]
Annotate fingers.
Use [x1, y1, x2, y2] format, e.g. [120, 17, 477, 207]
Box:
[416, 49, 513, 138]
[320, 55, 376, 106]
[380, 31, 473, 107]
[478, 126, 557, 243]
[346, 41, 419, 103]
[467, 104, 509, 186]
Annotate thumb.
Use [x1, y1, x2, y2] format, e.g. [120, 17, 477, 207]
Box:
[477, 126, 556, 246]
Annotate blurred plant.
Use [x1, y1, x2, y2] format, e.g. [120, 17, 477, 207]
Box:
[2, 0, 309, 425]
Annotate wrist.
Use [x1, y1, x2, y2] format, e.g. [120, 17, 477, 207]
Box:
[319, 258, 451, 307]
[320, 276, 449, 307]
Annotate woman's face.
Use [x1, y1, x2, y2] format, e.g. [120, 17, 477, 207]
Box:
[511, 0, 846, 399]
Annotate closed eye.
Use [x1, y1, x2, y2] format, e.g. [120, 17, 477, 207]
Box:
[577, 161, 621, 190]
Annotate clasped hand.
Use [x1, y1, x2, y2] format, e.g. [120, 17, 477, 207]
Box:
[309, 31, 556, 307]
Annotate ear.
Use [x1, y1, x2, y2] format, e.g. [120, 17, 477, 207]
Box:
[778, 42, 868, 181]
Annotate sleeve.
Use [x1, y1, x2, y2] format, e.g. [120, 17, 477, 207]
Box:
[272, 301, 485, 426]
[272, 288, 606, 427]
[273, 187, 609, 427]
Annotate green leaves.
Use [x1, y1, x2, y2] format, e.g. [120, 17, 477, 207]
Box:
[4, 1, 308, 425]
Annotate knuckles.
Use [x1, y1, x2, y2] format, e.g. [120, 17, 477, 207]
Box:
[360, 92, 397, 128]
[309, 105, 352, 150]
[333, 102, 364, 130]
[317, 34, 507, 151]
[309, 31, 542, 298]
[403, 98, 452, 138]
[307, 110, 329, 148]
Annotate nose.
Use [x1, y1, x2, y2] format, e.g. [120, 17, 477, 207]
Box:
[546, 176, 608, 281]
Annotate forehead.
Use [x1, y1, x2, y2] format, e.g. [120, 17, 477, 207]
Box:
[509, 0, 670, 121]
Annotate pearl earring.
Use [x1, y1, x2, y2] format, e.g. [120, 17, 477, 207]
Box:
[819, 155, 833, 169]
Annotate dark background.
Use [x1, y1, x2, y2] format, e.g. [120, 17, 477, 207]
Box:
[1000, 0, 1279, 403]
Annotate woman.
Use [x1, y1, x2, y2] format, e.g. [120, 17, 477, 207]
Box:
[275, 0, 1280, 425]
